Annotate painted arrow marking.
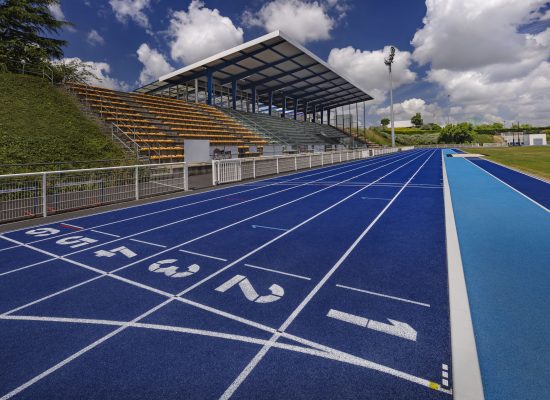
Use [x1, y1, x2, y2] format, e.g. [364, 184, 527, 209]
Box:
[327, 309, 417, 341]
[251, 225, 288, 232]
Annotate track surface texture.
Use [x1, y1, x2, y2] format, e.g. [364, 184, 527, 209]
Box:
[1, 148, 547, 399]
[445, 149, 550, 400]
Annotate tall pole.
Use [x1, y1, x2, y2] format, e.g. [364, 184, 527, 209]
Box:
[389, 67, 395, 147]
[385, 46, 396, 147]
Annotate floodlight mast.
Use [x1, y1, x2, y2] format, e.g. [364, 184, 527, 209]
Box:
[384, 46, 396, 147]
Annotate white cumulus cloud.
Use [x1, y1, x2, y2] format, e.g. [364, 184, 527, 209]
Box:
[87, 30, 105, 46]
[243, 0, 336, 44]
[411, 0, 550, 125]
[327, 46, 417, 105]
[168, 0, 244, 65]
[109, 0, 151, 30]
[60, 57, 129, 92]
[137, 44, 173, 85]
[375, 98, 449, 124]
[47, 3, 65, 20]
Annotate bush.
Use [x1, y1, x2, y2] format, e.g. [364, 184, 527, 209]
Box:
[383, 128, 426, 135]
[396, 133, 440, 145]
[438, 123, 475, 144]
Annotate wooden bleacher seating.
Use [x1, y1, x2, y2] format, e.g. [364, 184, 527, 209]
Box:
[66, 82, 268, 162]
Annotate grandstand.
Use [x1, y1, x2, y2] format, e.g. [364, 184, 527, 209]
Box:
[66, 83, 268, 162]
[67, 31, 374, 162]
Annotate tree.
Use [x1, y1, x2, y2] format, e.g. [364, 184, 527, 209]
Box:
[380, 118, 390, 127]
[438, 123, 475, 144]
[0, 0, 71, 68]
[411, 112, 423, 128]
[476, 122, 504, 130]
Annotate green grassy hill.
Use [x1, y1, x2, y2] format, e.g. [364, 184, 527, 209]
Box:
[0, 73, 131, 173]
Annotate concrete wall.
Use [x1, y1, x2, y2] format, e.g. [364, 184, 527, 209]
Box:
[523, 134, 547, 146]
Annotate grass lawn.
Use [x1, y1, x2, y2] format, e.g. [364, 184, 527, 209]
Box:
[464, 146, 550, 180]
[352, 128, 392, 146]
[0, 73, 132, 173]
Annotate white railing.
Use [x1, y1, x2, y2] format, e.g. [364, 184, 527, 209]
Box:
[415, 143, 507, 148]
[0, 163, 188, 224]
[212, 147, 410, 185]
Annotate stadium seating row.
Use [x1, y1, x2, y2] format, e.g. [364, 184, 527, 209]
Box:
[66, 82, 269, 162]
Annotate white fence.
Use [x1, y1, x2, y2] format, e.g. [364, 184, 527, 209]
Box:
[212, 148, 405, 185]
[415, 143, 507, 148]
[0, 163, 188, 224]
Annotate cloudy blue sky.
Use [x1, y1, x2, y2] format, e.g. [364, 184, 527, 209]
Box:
[49, 0, 550, 126]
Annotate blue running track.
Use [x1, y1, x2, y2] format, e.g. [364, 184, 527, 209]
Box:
[0, 149, 454, 399]
[444, 149, 550, 400]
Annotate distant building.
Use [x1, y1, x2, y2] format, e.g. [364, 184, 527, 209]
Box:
[523, 133, 547, 146]
[500, 132, 524, 145]
[393, 120, 414, 128]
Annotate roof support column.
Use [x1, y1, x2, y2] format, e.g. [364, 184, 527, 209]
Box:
[268, 91, 273, 116]
[231, 80, 237, 110]
[321, 107, 324, 124]
[251, 86, 257, 113]
[304, 102, 308, 122]
[194, 79, 198, 103]
[327, 108, 331, 126]
[294, 98, 298, 120]
[282, 95, 286, 118]
[206, 72, 213, 105]
[313, 105, 317, 123]
[356, 102, 359, 136]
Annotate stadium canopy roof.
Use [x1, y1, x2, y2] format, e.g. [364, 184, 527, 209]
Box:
[135, 31, 373, 114]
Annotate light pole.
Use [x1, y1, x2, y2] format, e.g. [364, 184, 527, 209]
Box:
[384, 46, 396, 147]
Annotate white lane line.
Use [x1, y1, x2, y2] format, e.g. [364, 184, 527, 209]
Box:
[0, 152, 424, 319]
[0, 152, 399, 248]
[0, 153, 411, 257]
[360, 197, 392, 201]
[335, 284, 431, 308]
[0, 258, 56, 277]
[0, 152, 429, 399]
[1, 275, 104, 317]
[129, 238, 167, 248]
[0, 299, 172, 400]
[442, 153, 485, 400]
[477, 157, 549, 184]
[280, 182, 442, 189]
[280, 330, 452, 395]
[175, 296, 277, 334]
[29, 152, 419, 262]
[176, 152, 428, 298]
[464, 157, 549, 213]
[250, 225, 288, 232]
[0, 313, 449, 391]
[90, 229, 120, 238]
[219, 150, 438, 399]
[244, 264, 311, 281]
[0, 244, 21, 252]
[280, 151, 435, 332]
[178, 249, 227, 262]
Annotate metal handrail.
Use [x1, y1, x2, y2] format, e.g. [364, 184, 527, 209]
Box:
[3, 58, 54, 83]
[223, 108, 291, 146]
[65, 80, 166, 162]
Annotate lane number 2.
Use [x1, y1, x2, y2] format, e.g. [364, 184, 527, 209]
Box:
[215, 275, 284, 304]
